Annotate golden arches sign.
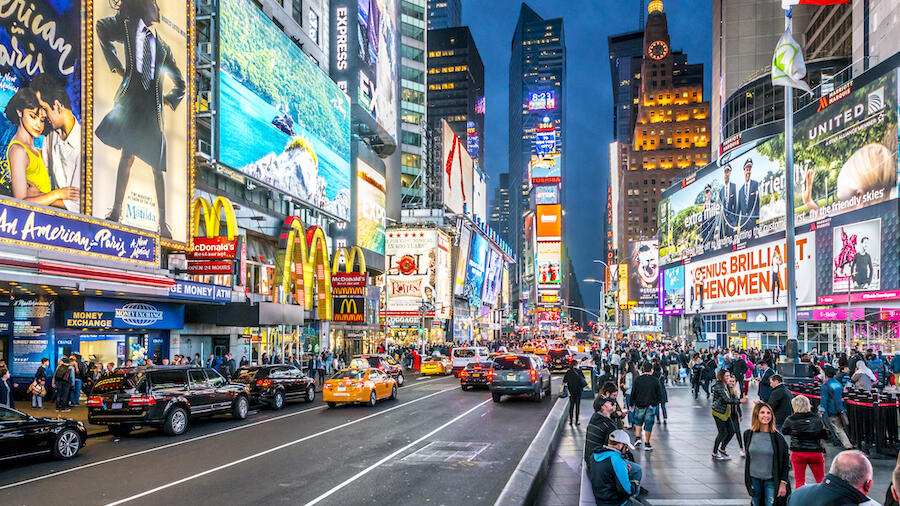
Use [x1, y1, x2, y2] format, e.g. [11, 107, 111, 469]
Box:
[191, 196, 238, 241]
[275, 216, 333, 320]
[331, 246, 367, 275]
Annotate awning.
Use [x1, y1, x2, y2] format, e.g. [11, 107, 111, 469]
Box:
[736, 321, 787, 332]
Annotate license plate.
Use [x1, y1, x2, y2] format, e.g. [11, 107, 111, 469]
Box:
[472, 373, 481, 378]
[506, 374, 516, 381]
[111, 402, 123, 410]
[337, 386, 345, 392]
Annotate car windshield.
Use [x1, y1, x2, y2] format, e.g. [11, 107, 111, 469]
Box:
[493, 357, 531, 370]
[549, 350, 569, 359]
[234, 368, 259, 381]
[453, 349, 475, 358]
[92, 373, 143, 393]
[149, 370, 187, 389]
[349, 359, 369, 368]
[332, 370, 366, 380]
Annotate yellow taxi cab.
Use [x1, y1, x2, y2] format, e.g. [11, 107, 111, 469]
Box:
[323, 368, 397, 407]
[533, 341, 549, 355]
[420, 356, 453, 375]
[522, 341, 535, 353]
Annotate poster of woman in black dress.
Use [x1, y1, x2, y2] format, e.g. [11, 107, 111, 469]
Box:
[92, 0, 189, 241]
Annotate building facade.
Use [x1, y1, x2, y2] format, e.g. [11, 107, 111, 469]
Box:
[426, 0, 461, 30]
[400, 0, 428, 208]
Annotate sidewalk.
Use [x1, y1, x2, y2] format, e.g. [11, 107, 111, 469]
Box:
[537, 382, 898, 505]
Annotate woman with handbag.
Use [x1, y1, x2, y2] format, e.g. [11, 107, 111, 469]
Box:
[743, 402, 791, 506]
[564, 363, 587, 425]
[712, 369, 746, 460]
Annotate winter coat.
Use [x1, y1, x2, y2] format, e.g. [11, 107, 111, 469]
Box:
[711, 380, 741, 418]
[781, 411, 827, 453]
[767, 384, 794, 427]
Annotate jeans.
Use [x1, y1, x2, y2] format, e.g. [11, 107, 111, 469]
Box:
[656, 402, 667, 421]
[568, 390, 583, 422]
[750, 477, 775, 506]
[56, 381, 70, 410]
[70, 378, 82, 405]
[32, 394, 42, 408]
[624, 394, 633, 425]
[633, 406, 656, 432]
[791, 451, 825, 488]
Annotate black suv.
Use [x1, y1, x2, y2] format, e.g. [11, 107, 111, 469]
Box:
[232, 365, 316, 409]
[87, 366, 251, 436]
[348, 354, 404, 386]
[489, 354, 552, 403]
[547, 348, 574, 372]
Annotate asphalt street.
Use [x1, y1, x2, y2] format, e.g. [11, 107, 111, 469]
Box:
[0, 373, 562, 505]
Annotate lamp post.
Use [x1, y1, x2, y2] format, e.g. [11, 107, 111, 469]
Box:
[584, 278, 605, 348]
[592, 259, 613, 348]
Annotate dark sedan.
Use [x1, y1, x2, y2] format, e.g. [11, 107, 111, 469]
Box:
[0, 405, 87, 461]
[547, 348, 574, 372]
[459, 361, 493, 390]
[489, 354, 552, 403]
[232, 365, 316, 409]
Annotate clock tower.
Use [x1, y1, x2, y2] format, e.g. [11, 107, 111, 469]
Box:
[640, 0, 672, 99]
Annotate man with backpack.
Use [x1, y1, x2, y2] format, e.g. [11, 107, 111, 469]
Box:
[53, 358, 72, 412]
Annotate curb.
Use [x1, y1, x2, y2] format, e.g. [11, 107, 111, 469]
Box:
[495, 396, 568, 506]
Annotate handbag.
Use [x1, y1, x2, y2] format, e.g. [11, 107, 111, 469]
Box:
[559, 383, 569, 398]
[840, 411, 850, 428]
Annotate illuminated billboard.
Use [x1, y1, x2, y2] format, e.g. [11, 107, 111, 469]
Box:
[473, 167, 487, 223]
[454, 226, 472, 297]
[442, 120, 474, 215]
[684, 233, 816, 313]
[534, 186, 559, 205]
[536, 241, 561, 287]
[385, 229, 438, 312]
[465, 234, 489, 306]
[530, 153, 561, 184]
[219, 0, 351, 220]
[659, 265, 684, 316]
[91, 0, 193, 242]
[628, 240, 659, 307]
[356, 159, 386, 254]
[536, 205, 562, 239]
[528, 91, 556, 111]
[436, 231, 452, 318]
[358, 0, 398, 140]
[482, 248, 503, 306]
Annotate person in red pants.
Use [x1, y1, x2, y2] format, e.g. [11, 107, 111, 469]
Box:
[781, 394, 828, 487]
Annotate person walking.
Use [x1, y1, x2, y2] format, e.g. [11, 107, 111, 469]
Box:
[732, 353, 749, 397]
[32, 358, 49, 409]
[788, 450, 877, 505]
[610, 350, 621, 378]
[53, 358, 72, 412]
[691, 354, 705, 399]
[767, 374, 794, 432]
[821, 366, 854, 450]
[782, 395, 827, 489]
[563, 362, 588, 425]
[653, 362, 669, 425]
[622, 362, 635, 427]
[630, 363, 662, 451]
[743, 402, 791, 506]
[712, 369, 747, 460]
[728, 369, 747, 457]
[0, 367, 13, 408]
[851, 361, 876, 392]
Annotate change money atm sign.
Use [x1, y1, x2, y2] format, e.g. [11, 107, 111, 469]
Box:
[332, 273, 366, 322]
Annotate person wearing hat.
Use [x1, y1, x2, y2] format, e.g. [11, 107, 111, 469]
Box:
[585, 395, 619, 464]
[720, 164, 738, 237]
[737, 158, 760, 231]
[587, 429, 641, 506]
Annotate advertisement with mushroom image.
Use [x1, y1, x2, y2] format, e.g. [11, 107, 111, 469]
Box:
[218, 0, 351, 220]
[0, 1, 81, 212]
[91, 0, 191, 242]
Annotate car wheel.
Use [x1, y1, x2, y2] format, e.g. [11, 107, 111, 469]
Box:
[461, 385, 468, 391]
[390, 385, 398, 400]
[306, 385, 315, 402]
[52, 429, 81, 459]
[232, 396, 249, 420]
[533, 384, 543, 402]
[163, 407, 188, 436]
[271, 390, 285, 410]
[492, 392, 502, 403]
[327, 401, 336, 408]
[109, 424, 133, 437]
[368, 390, 377, 407]
[396, 373, 404, 387]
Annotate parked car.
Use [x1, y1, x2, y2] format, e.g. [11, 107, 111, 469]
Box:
[323, 368, 397, 407]
[459, 361, 493, 390]
[0, 405, 87, 461]
[232, 364, 316, 409]
[489, 354, 552, 403]
[87, 366, 251, 437]
[348, 354, 405, 386]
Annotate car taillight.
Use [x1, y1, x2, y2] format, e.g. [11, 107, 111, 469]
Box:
[487, 370, 494, 382]
[128, 395, 156, 406]
[256, 379, 272, 388]
[568, 355, 574, 362]
[530, 369, 538, 382]
[459, 370, 467, 378]
[544, 356, 550, 364]
[86, 396, 103, 407]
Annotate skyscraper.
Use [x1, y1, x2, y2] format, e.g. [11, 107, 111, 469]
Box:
[400, 0, 428, 208]
[427, 0, 461, 30]
[508, 3, 565, 318]
[490, 172, 511, 242]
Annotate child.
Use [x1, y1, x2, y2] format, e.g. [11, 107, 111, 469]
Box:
[30, 377, 45, 408]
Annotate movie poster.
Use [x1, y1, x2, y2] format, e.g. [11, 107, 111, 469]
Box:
[659, 265, 684, 316]
[357, 0, 397, 140]
[0, 1, 81, 212]
[831, 218, 882, 293]
[91, 0, 191, 242]
[628, 240, 659, 307]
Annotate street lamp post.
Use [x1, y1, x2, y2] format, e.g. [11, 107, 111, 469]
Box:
[584, 278, 606, 349]
[592, 259, 613, 349]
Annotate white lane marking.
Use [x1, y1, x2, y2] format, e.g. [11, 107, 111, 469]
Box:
[648, 500, 748, 505]
[304, 398, 492, 506]
[0, 375, 452, 491]
[103, 385, 463, 506]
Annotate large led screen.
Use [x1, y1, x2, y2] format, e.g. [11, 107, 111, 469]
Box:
[481, 248, 503, 306]
[219, 0, 351, 220]
[536, 204, 562, 239]
[465, 233, 488, 304]
[358, 0, 397, 140]
[442, 120, 473, 215]
[92, 0, 191, 241]
[530, 153, 561, 184]
[436, 231, 452, 318]
[628, 240, 659, 307]
[528, 91, 556, 111]
[356, 159, 385, 254]
[385, 229, 437, 312]
[659, 265, 684, 316]
[536, 241, 561, 286]
[453, 226, 472, 297]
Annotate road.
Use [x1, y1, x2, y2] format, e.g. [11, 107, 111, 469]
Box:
[0, 373, 561, 505]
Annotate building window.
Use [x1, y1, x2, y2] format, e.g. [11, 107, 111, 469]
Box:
[402, 153, 422, 168]
[292, 0, 302, 26]
[308, 9, 319, 44]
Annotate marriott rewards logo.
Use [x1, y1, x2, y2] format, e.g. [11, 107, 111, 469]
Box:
[115, 303, 164, 327]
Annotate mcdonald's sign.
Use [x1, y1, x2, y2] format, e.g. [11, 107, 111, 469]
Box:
[274, 216, 334, 319]
[332, 271, 365, 323]
[188, 197, 241, 274]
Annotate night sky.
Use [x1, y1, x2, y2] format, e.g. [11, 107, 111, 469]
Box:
[463, 0, 713, 312]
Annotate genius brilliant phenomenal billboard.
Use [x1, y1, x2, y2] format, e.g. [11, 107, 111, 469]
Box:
[219, 0, 351, 220]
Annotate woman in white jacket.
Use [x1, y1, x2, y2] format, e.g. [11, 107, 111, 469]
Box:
[852, 361, 876, 392]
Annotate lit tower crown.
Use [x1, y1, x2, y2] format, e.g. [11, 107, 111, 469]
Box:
[648, 0, 663, 14]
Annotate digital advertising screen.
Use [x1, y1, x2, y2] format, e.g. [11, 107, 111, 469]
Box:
[465, 234, 489, 305]
[91, 0, 192, 242]
[536, 241, 561, 287]
[530, 153, 561, 184]
[385, 229, 437, 312]
[481, 248, 503, 306]
[528, 91, 556, 111]
[534, 186, 559, 205]
[454, 226, 472, 297]
[536, 204, 562, 239]
[218, 0, 351, 220]
[436, 231, 452, 318]
[659, 265, 684, 316]
[535, 127, 556, 155]
[356, 159, 386, 255]
[357, 0, 398, 140]
[628, 240, 659, 307]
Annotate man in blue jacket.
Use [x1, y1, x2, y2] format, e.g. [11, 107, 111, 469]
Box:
[821, 366, 853, 450]
[588, 430, 641, 506]
[758, 360, 775, 402]
[892, 353, 900, 387]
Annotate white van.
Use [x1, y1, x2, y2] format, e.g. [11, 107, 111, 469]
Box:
[451, 346, 490, 375]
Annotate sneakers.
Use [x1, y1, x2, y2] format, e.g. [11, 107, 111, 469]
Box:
[634, 439, 642, 447]
[644, 443, 653, 451]
[739, 449, 746, 458]
[713, 451, 730, 460]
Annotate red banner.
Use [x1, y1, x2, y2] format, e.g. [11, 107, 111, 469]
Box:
[186, 260, 234, 275]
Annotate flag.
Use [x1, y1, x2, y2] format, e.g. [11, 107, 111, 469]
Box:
[781, 0, 849, 8]
[771, 27, 812, 93]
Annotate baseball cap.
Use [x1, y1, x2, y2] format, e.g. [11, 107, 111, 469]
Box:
[599, 396, 616, 407]
[608, 429, 635, 451]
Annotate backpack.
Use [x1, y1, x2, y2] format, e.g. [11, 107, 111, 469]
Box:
[54, 365, 69, 382]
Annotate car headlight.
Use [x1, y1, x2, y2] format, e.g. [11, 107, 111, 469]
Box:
[76, 421, 85, 430]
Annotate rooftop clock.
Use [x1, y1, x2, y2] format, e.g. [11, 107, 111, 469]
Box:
[648, 40, 668, 60]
